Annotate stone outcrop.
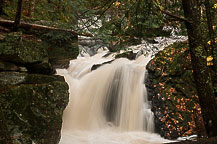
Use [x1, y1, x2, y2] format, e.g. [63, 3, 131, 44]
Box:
[0, 72, 69, 144]
[0, 31, 78, 144]
[0, 32, 47, 64]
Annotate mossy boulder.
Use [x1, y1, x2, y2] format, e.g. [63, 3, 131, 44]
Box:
[41, 31, 79, 68]
[146, 42, 207, 139]
[0, 72, 69, 144]
[0, 32, 47, 64]
[0, 29, 77, 143]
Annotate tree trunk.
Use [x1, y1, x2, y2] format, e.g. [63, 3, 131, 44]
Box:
[0, 0, 4, 15]
[182, 0, 217, 137]
[0, 105, 12, 144]
[13, 0, 23, 31]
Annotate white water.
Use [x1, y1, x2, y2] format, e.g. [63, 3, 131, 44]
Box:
[57, 53, 168, 144]
[57, 34, 187, 144]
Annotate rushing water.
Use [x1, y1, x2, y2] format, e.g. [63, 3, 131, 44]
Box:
[57, 34, 186, 144]
[57, 53, 164, 144]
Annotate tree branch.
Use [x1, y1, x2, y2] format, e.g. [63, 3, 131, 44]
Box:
[153, 0, 191, 23]
[0, 19, 93, 37]
[160, 8, 191, 23]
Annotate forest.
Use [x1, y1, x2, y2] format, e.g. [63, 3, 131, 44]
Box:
[0, 0, 217, 144]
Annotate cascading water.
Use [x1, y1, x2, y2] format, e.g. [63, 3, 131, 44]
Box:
[57, 33, 186, 144]
[57, 53, 167, 144]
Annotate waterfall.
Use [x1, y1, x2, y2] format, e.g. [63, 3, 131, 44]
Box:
[57, 53, 171, 144]
[57, 34, 187, 143]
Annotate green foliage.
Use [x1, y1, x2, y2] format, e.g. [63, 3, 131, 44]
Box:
[1, 0, 216, 52]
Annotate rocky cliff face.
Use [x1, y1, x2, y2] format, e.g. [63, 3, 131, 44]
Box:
[145, 42, 214, 139]
[0, 31, 78, 144]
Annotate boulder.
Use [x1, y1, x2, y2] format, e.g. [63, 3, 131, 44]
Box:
[91, 60, 114, 71]
[0, 72, 69, 144]
[145, 42, 207, 139]
[115, 51, 137, 60]
[41, 31, 79, 68]
[0, 29, 78, 143]
[0, 32, 47, 64]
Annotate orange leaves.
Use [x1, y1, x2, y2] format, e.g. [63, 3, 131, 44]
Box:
[177, 98, 180, 103]
[193, 103, 201, 112]
[179, 126, 183, 131]
[171, 118, 179, 124]
[168, 57, 173, 61]
[156, 67, 161, 71]
[161, 72, 166, 76]
[161, 116, 167, 122]
[176, 105, 187, 111]
[159, 82, 164, 86]
[113, 1, 121, 6]
[207, 40, 211, 45]
[177, 113, 184, 121]
[207, 56, 214, 66]
[176, 105, 180, 109]
[169, 87, 175, 94]
[183, 129, 193, 136]
[158, 82, 165, 90]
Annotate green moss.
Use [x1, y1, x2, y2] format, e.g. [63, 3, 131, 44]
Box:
[0, 73, 69, 144]
[147, 41, 205, 138]
[0, 32, 47, 64]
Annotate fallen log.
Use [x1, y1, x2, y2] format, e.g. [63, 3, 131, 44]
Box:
[0, 19, 93, 37]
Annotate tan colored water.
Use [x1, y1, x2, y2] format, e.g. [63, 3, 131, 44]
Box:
[57, 52, 172, 144]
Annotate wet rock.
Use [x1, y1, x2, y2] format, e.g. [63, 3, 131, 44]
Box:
[145, 42, 207, 139]
[78, 36, 106, 56]
[48, 58, 70, 69]
[102, 52, 113, 58]
[115, 51, 137, 60]
[0, 72, 69, 144]
[91, 60, 114, 71]
[146, 38, 159, 44]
